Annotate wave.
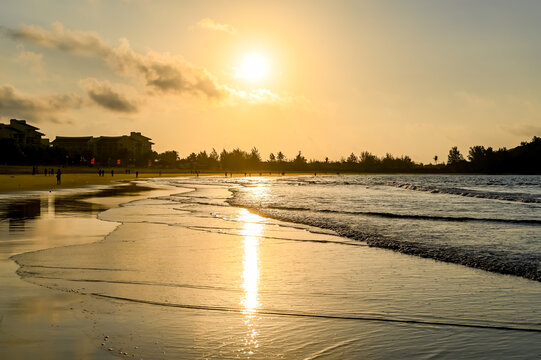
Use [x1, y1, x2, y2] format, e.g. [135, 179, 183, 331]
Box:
[229, 203, 541, 281]
[239, 204, 541, 226]
[389, 182, 541, 203]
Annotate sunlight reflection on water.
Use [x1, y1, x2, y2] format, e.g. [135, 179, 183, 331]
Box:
[239, 208, 264, 354]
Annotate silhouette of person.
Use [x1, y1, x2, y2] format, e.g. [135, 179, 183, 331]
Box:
[56, 169, 62, 184]
[111, 170, 114, 176]
[135, 171, 139, 178]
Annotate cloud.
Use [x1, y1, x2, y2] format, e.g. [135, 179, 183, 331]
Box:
[7, 22, 228, 99]
[196, 18, 237, 34]
[14, 45, 44, 74]
[80, 78, 138, 113]
[0, 84, 82, 122]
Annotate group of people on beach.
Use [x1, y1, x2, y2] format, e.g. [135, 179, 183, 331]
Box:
[31, 166, 62, 184]
[97, 169, 139, 177]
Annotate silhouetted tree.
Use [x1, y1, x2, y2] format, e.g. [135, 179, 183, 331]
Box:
[447, 147, 464, 165]
[157, 150, 179, 167]
[347, 153, 358, 163]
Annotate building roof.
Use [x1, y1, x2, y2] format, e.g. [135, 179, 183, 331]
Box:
[10, 119, 40, 130]
[53, 136, 94, 142]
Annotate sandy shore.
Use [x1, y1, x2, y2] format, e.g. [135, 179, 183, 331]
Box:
[0, 173, 190, 193]
[0, 172, 318, 193]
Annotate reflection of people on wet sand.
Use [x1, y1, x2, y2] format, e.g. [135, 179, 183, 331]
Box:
[56, 169, 62, 184]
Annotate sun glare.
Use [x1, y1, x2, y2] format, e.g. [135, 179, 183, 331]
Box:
[237, 54, 268, 81]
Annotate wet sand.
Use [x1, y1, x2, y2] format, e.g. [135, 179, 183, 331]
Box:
[0, 183, 176, 359]
[2, 180, 541, 358]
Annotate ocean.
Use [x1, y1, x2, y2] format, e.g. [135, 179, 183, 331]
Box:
[3, 174, 541, 358]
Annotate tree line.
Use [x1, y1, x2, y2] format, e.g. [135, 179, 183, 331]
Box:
[1, 136, 539, 174]
[155, 136, 540, 174]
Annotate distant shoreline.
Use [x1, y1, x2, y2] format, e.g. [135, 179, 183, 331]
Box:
[1, 167, 538, 193]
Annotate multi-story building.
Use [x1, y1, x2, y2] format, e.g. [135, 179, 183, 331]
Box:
[52, 132, 154, 166]
[0, 119, 45, 147]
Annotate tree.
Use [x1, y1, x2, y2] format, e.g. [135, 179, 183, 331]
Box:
[434, 155, 438, 164]
[293, 151, 307, 166]
[447, 146, 464, 165]
[346, 153, 358, 163]
[277, 151, 285, 162]
[157, 150, 179, 167]
[269, 152, 276, 161]
[248, 147, 261, 169]
[209, 148, 219, 161]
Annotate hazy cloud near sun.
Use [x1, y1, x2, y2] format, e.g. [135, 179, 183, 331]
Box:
[7, 22, 228, 99]
[80, 78, 139, 113]
[0, 84, 82, 123]
[4, 22, 296, 113]
[196, 18, 237, 34]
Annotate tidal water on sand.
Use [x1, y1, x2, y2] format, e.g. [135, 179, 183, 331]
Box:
[4, 175, 541, 358]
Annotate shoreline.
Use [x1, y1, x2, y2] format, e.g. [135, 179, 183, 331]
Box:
[0, 172, 317, 194]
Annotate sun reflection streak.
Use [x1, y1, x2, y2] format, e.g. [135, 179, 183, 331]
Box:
[240, 210, 263, 313]
[238, 208, 264, 354]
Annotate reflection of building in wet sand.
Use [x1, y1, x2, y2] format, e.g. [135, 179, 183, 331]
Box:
[52, 132, 154, 166]
[3, 198, 42, 232]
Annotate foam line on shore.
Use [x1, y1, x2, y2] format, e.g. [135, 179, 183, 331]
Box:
[91, 293, 541, 334]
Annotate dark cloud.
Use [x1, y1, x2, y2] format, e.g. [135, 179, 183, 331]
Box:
[0, 84, 82, 122]
[81, 78, 138, 113]
[7, 22, 228, 99]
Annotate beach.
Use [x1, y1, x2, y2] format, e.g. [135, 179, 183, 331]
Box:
[0, 172, 189, 193]
[1, 175, 541, 358]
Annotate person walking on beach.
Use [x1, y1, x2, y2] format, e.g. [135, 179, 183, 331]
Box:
[56, 169, 62, 185]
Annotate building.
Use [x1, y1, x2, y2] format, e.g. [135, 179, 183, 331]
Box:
[52, 136, 94, 156]
[0, 119, 46, 147]
[52, 132, 154, 166]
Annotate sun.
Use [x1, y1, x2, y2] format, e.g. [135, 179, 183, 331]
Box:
[236, 53, 268, 81]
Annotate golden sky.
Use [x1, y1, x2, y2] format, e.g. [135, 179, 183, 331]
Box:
[1, 0, 540, 163]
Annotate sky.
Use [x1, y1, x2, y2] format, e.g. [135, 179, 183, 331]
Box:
[1, 0, 540, 163]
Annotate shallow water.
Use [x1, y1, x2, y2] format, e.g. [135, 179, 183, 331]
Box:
[6, 177, 541, 358]
[185, 174, 541, 281]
